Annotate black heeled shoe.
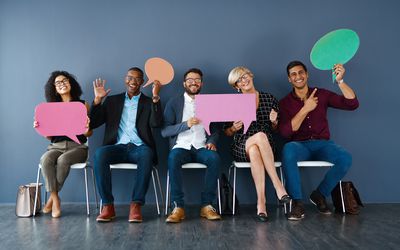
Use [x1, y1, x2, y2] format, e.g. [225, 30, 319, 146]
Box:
[278, 194, 291, 204]
[256, 213, 269, 222]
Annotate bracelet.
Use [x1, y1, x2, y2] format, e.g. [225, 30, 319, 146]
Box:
[337, 79, 344, 84]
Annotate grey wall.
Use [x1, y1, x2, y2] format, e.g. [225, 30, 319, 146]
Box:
[1, 0, 399, 204]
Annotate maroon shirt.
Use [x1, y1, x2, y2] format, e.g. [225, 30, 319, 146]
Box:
[279, 87, 359, 141]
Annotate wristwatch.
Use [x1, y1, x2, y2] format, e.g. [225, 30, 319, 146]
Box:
[152, 95, 160, 102]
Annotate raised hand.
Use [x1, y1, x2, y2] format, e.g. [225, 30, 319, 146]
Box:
[93, 78, 111, 105]
[152, 80, 161, 97]
[303, 88, 318, 112]
[269, 109, 278, 124]
[333, 64, 345, 83]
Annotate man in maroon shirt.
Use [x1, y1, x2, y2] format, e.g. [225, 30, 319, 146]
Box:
[279, 60, 359, 221]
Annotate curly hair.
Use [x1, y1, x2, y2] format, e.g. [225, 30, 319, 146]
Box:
[44, 70, 83, 102]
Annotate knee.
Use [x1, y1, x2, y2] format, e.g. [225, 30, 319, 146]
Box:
[248, 144, 260, 158]
[40, 154, 56, 169]
[254, 132, 268, 144]
[168, 150, 183, 169]
[138, 146, 154, 163]
[205, 151, 221, 167]
[336, 151, 352, 173]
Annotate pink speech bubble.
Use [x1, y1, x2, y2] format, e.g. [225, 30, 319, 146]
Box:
[195, 94, 256, 135]
[34, 102, 87, 144]
[143, 57, 174, 87]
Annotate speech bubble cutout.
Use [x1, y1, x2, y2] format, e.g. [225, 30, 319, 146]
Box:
[195, 94, 256, 135]
[143, 57, 174, 87]
[35, 102, 87, 144]
[310, 29, 359, 81]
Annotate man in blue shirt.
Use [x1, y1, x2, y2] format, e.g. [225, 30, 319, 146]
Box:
[90, 67, 163, 223]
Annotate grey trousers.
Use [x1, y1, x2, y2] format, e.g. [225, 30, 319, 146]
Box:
[40, 141, 88, 192]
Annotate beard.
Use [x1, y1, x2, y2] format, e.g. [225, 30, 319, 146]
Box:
[184, 85, 201, 95]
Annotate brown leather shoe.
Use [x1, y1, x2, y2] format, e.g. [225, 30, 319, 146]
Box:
[165, 207, 185, 223]
[96, 204, 116, 222]
[129, 202, 143, 223]
[200, 205, 221, 220]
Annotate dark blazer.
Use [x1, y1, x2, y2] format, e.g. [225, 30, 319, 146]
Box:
[161, 94, 219, 150]
[90, 92, 163, 162]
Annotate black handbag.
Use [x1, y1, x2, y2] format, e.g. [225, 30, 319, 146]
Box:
[219, 173, 239, 215]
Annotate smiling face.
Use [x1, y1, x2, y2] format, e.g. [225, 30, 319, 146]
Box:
[54, 75, 71, 96]
[125, 69, 144, 97]
[288, 65, 309, 90]
[183, 72, 203, 95]
[235, 73, 255, 93]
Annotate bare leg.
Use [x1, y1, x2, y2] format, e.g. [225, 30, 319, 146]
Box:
[246, 144, 267, 215]
[246, 132, 288, 199]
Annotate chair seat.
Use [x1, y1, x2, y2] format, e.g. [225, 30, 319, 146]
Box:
[232, 161, 282, 168]
[297, 161, 334, 167]
[181, 163, 207, 169]
[110, 163, 138, 169]
[70, 163, 88, 169]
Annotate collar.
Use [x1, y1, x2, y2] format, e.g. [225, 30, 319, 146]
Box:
[125, 92, 141, 101]
[184, 92, 195, 103]
[291, 87, 314, 101]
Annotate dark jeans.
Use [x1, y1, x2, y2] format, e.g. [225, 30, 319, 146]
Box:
[168, 147, 221, 208]
[282, 140, 352, 200]
[94, 143, 154, 205]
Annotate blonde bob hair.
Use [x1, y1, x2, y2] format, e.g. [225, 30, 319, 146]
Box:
[227, 66, 254, 88]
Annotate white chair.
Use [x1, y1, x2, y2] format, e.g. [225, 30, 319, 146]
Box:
[228, 161, 283, 215]
[100, 163, 163, 215]
[165, 163, 222, 215]
[284, 161, 345, 214]
[33, 161, 98, 217]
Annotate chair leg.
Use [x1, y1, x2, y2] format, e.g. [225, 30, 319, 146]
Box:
[151, 170, 160, 215]
[233, 165, 237, 215]
[339, 180, 346, 213]
[165, 171, 169, 216]
[153, 168, 164, 214]
[217, 178, 221, 214]
[90, 167, 99, 210]
[84, 168, 90, 216]
[33, 165, 41, 217]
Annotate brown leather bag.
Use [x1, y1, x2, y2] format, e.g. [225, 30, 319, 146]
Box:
[331, 181, 363, 215]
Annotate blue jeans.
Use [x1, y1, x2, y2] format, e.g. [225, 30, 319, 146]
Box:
[94, 143, 154, 205]
[282, 140, 352, 199]
[168, 147, 221, 208]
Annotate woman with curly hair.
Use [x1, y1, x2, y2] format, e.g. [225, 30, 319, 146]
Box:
[34, 70, 92, 218]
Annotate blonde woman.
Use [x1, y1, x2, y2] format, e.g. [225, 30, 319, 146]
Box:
[224, 66, 290, 221]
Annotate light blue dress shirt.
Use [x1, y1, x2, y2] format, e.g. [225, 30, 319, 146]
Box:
[116, 93, 144, 145]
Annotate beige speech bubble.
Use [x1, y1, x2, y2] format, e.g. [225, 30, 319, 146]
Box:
[143, 57, 174, 87]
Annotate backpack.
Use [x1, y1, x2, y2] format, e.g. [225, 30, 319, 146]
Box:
[331, 181, 363, 215]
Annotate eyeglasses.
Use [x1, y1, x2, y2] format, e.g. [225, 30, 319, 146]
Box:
[236, 74, 251, 84]
[54, 78, 69, 87]
[125, 76, 143, 83]
[185, 78, 202, 84]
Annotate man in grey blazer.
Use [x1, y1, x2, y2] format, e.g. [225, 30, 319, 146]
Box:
[162, 68, 221, 223]
[90, 67, 162, 223]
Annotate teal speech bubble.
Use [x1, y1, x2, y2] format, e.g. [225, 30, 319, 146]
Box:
[310, 29, 359, 81]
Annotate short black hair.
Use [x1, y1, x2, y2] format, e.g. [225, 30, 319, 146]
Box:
[286, 61, 308, 76]
[127, 67, 144, 78]
[44, 70, 82, 102]
[183, 68, 203, 81]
